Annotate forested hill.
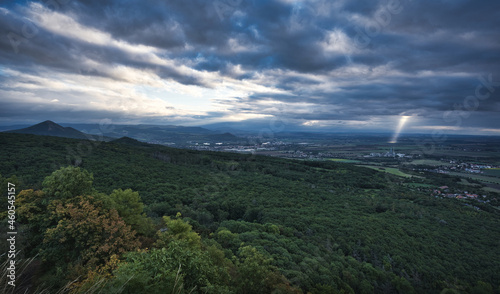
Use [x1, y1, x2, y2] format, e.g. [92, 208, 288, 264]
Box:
[4, 120, 97, 140]
[1, 132, 499, 294]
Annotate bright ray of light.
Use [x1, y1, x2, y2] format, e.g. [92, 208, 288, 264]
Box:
[389, 116, 410, 143]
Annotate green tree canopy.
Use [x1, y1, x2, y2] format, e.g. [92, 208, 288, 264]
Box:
[154, 214, 201, 249]
[104, 188, 154, 236]
[42, 166, 94, 199]
[103, 241, 231, 294]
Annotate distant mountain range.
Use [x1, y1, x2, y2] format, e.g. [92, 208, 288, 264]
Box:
[0, 124, 32, 132]
[64, 123, 241, 144]
[63, 123, 215, 135]
[3, 121, 242, 145]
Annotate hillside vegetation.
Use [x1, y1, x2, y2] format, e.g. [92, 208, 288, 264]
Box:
[1, 133, 499, 294]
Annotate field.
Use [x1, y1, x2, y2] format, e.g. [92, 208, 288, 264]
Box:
[405, 159, 453, 166]
[482, 186, 500, 193]
[328, 158, 361, 163]
[357, 165, 416, 178]
[404, 183, 434, 188]
[447, 172, 500, 185]
[483, 168, 500, 177]
[459, 178, 482, 187]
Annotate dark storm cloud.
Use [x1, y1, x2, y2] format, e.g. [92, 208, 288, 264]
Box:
[4, 0, 500, 74]
[1, 0, 500, 132]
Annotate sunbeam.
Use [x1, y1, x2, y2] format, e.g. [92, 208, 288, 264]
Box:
[389, 116, 410, 143]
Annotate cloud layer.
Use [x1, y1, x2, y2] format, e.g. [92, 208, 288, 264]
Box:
[1, 0, 499, 134]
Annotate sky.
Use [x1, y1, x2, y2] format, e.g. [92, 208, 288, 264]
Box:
[0, 0, 499, 134]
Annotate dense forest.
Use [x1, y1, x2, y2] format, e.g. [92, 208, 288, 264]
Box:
[1, 133, 499, 293]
